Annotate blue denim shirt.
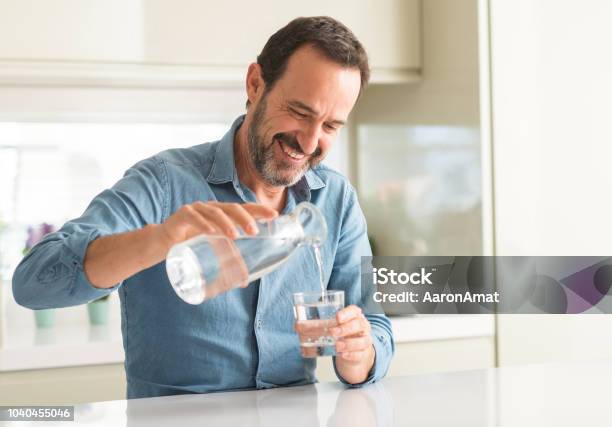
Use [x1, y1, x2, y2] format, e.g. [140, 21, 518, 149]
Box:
[12, 115, 394, 398]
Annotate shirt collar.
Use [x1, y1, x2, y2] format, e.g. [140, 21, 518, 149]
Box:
[206, 115, 326, 196]
[206, 116, 242, 185]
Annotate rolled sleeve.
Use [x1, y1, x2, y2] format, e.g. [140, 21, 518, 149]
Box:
[12, 156, 167, 309]
[62, 226, 120, 301]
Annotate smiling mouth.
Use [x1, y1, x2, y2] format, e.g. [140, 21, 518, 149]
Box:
[276, 138, 306, 162]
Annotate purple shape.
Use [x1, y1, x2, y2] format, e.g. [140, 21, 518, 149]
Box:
[559, 258, 612, 307]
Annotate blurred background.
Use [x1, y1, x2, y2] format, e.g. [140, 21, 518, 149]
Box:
[1, 0, 611, 405]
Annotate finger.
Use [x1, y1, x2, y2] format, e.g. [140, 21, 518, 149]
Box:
[360, 313, 372, 334]
[294, 319, 335, 335]
[336, 305, 362, 324]
[242, 203, 279, 220]
[338, 349, 368, 362]
[212, 202, 259, 235]
[213, 237, 248, 290]
[335, 335, 371, 353]
[330, 317, 366, 338]
[192, 203, 239, 239]
[294, 322, 325, 358]
[294, 321, 308, 334]
[181, 205, 217, 235]
[301, 345, 318, 358]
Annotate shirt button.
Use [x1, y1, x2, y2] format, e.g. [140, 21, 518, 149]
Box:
[257, 319, 263, 329]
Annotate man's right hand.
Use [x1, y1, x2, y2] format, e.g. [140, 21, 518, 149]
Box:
[85, 201, 278, 289]
[154, 201, 279, 249]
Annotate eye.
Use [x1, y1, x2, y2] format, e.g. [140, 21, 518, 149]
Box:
[324, 123, 338, 132]
[291, 108, 307, 119]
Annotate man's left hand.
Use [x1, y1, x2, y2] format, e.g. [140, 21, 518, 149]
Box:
[330, 305, 375, 384]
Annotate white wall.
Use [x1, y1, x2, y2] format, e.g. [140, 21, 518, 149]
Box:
[489, 0, 612, 365]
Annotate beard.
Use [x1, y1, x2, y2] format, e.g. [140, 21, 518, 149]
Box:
[247, 94, 323, 187]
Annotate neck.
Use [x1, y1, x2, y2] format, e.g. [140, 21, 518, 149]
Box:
[234, 117, 287, 211]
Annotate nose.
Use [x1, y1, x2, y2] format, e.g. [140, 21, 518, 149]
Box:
[298, 124, 321, 156]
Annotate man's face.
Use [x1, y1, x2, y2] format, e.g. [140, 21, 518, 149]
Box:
[247, 45, 361, 187]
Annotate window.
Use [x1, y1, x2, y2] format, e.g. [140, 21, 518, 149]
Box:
[357, 124, 482, 256]
[0, 120, 230, 277]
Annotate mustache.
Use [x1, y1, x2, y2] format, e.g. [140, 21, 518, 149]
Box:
[274, 133, 322, 158]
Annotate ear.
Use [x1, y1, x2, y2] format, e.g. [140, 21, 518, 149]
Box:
[246, 63, 265, 106]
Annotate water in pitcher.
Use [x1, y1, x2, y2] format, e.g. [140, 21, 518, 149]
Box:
[166, 202, 328, 304]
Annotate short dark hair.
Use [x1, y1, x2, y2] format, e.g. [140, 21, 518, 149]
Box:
[248, 16, 370, 108]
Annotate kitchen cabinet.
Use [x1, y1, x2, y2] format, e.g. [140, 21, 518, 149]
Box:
[0, 364, 126, 405]
[316, 337, 495, 381]
[317, 315, 495, 381]
[0, 337, 493, 405]
[0, 0, 421, 87]
[142, 0, 421, 80]
[0, 314, 493, 405]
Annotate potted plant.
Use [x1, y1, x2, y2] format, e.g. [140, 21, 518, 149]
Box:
[33, 308, 56, 328]
[87, 294, 110, 326]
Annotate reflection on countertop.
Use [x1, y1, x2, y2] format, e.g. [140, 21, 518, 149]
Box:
[63, 360, 612, 426]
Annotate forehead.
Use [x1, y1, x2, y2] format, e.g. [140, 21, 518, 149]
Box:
[270, 45, 361, 116]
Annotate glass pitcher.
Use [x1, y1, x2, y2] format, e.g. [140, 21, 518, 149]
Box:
[165, 202, 327, 304]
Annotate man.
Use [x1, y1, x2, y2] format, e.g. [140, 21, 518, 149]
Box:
[13, 16, 394, 398]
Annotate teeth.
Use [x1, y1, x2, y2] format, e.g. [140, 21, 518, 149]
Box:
[279, 140, 305, 160]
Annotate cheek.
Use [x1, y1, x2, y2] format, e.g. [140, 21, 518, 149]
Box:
[318, 136, 335, 156]
[269, 114, 302, 135]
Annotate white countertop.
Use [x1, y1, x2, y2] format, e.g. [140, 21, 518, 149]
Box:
[1, 281, 493, 371]
[11, 359, 612, 426]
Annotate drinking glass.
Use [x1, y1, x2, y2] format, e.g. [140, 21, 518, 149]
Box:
[293, 290, 345, 357]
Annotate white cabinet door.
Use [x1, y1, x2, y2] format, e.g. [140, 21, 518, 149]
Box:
[142, 0, 421, 71]
[0, 0, 144, 62]
[0, 0, 421, 85]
